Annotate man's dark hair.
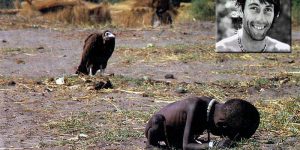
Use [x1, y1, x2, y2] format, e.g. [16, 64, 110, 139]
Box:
[222, 99, 260, 140]
[237, 0, 280, 19]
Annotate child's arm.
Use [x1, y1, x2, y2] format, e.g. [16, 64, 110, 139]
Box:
[182, 104, 209, 150]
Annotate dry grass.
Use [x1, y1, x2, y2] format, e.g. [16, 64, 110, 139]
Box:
[110, 0, 179, 27]
[4, 0, 188, 27]
[115, 44, 215, 64]
[114, 42, 300, 65]
[257, 97, 300, 137]
[1, 63, 299, 148]
[132, 0, 153, 8]
[0, 14, 299, 148]
[109, 0, 155, 27]
[111, 7, 154, 28]
[175, 3, 193, 22]
[18, 0, 111, 24]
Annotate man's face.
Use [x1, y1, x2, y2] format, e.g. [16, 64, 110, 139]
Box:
[242, 0, 275, 41]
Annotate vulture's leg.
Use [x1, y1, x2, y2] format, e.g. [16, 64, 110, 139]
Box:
[89, 67, 93, 76]
[99, 65, 105, 75]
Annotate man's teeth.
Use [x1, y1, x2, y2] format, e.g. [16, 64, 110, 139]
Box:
[254, 25, 265, 30]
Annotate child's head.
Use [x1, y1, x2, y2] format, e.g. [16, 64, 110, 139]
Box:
[216, 99, 260, 140]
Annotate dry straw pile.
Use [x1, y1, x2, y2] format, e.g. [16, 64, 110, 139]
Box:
[16, 0, 111, 24]
[110, 0, 178, 27]
[8, 0, 180, 27]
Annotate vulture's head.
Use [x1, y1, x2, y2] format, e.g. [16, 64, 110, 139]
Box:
[103, 30, 115, 44]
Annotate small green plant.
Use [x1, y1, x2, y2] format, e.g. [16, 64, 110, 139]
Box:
[235, 138, 260, 149]
[99, 0, 124, 4]
[112, 75, 145, 87]
[292, 0, 300, 25]
[103, 127, 143, 142]
[254, 78, 270, 89]
[257, 97, 300, 137]
[191, 0, 215, 20]
[46, 112, 95, 134]
[0, 47, 39, 55]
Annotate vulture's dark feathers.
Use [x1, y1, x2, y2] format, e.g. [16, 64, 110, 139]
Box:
[76, 30, 115, 75]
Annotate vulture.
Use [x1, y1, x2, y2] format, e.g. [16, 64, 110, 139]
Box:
[76, 30, 115, 75]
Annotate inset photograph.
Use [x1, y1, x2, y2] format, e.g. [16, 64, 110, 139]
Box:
[216, 0, 291, 53]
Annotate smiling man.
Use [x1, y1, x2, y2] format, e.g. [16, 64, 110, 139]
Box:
[216, 0, 291, 53]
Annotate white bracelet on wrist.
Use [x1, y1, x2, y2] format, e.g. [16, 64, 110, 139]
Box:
[208, 141, 214, 148]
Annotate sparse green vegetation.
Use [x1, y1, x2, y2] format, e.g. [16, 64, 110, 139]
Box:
[46, 112, 95, 134]
[191, 0, 215, 20]
[0, 5, 299, 149]
[2, 54, 300, 148]
[235, 138, 262, 149]
[105, 0, 124, 3]
[293, 0, 300, 25]
[111, 75, 146, 87]
[43, 109, 155, 147]
[103, 127, 142, 141]
[0, 48, 21, 54]
[42, 73, 300, 147]
[253, 78, 272, 89]
[85, 0, 124, 3]
[257, 97, 300, 137]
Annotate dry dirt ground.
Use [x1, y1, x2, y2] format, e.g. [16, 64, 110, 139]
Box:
[0, 14, 299, 149]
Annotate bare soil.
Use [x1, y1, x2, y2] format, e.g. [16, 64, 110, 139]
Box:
[0, 14, 299, 149]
